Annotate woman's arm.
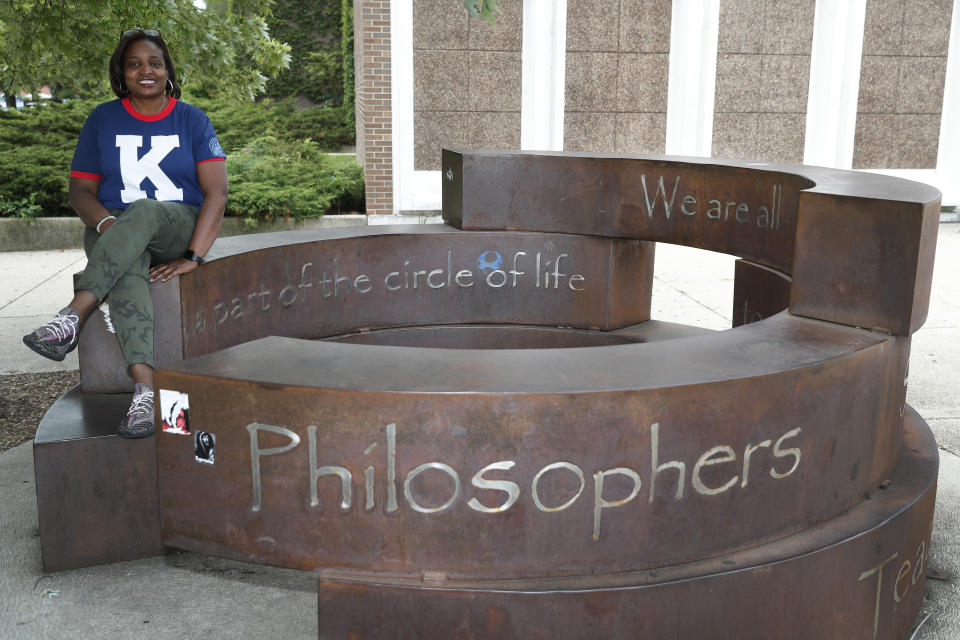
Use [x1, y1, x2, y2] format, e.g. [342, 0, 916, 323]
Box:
[69, 177, 114, 231]
[149, 160, 229, 283]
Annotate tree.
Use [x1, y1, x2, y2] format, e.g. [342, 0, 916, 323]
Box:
[263, 0, 340, 104]
[0, 0, 291, 107]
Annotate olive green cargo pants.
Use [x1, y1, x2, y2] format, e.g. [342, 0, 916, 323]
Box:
[76, 199, 198, 369]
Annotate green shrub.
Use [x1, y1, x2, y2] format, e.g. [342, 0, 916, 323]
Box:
[0, 100, 95, 216]
[226, 136, 364, 225]
[188, 97, 355, 153]
[285, 105, 355, 149]
[0, 194, 44, 223]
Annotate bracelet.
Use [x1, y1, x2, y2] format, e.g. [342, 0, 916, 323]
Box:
[95, 215, 116, 234]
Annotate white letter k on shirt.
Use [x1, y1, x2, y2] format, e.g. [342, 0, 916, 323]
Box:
[116, 134, 184, 203]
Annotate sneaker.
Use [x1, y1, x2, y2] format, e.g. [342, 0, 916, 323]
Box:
[22, 308, 80, 362]
[119, 385, 155, 439]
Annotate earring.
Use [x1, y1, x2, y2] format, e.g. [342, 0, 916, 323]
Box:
[167, 78, 174, 92]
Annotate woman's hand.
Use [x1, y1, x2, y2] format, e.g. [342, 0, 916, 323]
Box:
[148, 162, 226, 285]
[149, 257, 199, 283]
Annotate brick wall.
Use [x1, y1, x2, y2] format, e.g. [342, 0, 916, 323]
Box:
[355, 0, 393, 215]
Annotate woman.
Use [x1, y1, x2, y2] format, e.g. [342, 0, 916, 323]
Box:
[22, 29, 228, 438]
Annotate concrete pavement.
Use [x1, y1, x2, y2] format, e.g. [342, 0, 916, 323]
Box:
[1, 226, 958, 638]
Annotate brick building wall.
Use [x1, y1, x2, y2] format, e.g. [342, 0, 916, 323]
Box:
[354, 0, 393, 216]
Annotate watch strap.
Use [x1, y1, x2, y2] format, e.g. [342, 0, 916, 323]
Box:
[183, 250, 204, 265]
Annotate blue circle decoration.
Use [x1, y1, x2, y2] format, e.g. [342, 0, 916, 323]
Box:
[477, 251, 503, 273]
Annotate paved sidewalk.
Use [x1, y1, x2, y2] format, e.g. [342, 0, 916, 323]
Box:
[1, 249, 87, 375]
[0, 227, 958, 639]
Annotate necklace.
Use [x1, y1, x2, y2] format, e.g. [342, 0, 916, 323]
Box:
[130, 94, 168, 115]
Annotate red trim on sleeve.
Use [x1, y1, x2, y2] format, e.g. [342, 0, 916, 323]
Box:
[121, 96, 178, 122]
[197, 157, 226, 164]
[70, 171, 101, 181]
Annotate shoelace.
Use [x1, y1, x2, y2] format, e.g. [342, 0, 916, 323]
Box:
[127, 391, 155, 418]
[41, 313, 79, 342]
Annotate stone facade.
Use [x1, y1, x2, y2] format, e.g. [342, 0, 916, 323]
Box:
[412, 0, 523, 171]
[853, 0, 952, 168]
[712, 0, 815, 163]
[564, 0, 672, 154]
[354, 0, 957, 214]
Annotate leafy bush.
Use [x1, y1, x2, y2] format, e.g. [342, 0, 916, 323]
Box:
[226, 136, 364, 225]
[0, 194, 45, 223]
[0, 97, 360, 219]
[0, 100, 95, 216]
[191, 98, 355, 153]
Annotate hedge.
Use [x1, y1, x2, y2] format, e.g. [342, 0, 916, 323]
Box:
[227, 136, 364, 227]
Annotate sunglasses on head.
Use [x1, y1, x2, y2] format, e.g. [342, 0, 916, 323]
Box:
[121, 29, 162, 40]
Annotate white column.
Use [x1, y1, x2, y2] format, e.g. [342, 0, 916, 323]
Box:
[521, 0, 567, 151]
[390, 0, 415, 215]
[803, 0, 867, 169]
[937, 0, 960, 204]
[665, 0, 720, 157]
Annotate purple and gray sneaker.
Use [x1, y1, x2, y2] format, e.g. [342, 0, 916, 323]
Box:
[118, 384, 155, 439]
[22, 308, 80, 362]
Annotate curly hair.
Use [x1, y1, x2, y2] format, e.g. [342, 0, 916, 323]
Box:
[108, 30, 181, 100]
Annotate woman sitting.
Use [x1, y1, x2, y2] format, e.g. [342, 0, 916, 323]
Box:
[23, 29, 229, 438]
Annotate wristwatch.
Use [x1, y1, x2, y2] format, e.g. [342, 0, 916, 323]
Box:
[183, 250, 204, 265]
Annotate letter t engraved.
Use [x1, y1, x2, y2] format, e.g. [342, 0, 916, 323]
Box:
[858, 552, 898, 640]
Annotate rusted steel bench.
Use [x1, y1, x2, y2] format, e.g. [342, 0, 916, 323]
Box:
[36, 226, 653, 570]
[37, 151, 939, 638]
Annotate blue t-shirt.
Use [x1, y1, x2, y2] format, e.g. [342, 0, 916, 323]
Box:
[70, 98, 225, 210]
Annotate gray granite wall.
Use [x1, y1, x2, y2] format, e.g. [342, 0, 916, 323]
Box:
[712, 0, 815, 163]
[563, 0, 672, 154]
[412, 0, 523, 170]
[853, 0, 951, 169]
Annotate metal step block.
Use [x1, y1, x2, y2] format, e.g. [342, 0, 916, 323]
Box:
[33, 385, 165, 572]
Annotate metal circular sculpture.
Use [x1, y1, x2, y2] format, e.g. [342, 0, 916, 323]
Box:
[50, 151, 941, 639]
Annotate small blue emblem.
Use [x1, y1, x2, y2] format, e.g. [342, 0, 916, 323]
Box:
[477, 251, 503, 273]
[208, 137, 225, 158]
